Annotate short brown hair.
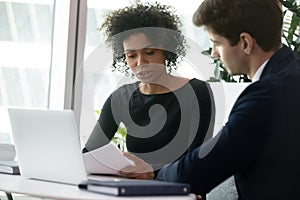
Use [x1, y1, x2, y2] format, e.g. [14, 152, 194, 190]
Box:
[193, 0, 283, 51]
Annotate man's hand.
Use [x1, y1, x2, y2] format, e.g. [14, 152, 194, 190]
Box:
[119, 152, 155, 180]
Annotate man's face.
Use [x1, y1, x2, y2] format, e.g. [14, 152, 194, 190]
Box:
[207, 31, 249, 76]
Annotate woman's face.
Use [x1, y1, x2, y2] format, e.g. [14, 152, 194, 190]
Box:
[123, 32, 166, 83]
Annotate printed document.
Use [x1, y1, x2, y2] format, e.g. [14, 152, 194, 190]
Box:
[83, 143, 134, 175]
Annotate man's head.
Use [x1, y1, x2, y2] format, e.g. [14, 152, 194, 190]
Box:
[193, 0, 283, 78]
[193, 0, 283, 51]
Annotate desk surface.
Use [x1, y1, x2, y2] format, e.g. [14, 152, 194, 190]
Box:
[0, 174, 196, 200]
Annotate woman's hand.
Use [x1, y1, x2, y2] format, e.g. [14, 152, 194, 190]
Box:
[119, 152, 155, 180]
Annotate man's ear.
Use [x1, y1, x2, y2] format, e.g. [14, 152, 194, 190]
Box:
[239, 32, 254, 55]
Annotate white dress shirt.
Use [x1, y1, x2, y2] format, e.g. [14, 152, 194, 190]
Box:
[251, 60, 269, 82]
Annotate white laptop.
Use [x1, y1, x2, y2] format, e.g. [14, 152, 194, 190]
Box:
[8, 108, 88, 185]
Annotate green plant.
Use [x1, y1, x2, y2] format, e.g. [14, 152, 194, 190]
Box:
[111, 123, 127, 151]
[95, 110, 127, 151]
[282, 0, 300, 58]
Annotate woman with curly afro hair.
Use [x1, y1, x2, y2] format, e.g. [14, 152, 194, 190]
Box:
[83, 1, 215, 179]
[99, 1, 186, 74]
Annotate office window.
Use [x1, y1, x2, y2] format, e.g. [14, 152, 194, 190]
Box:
[0, 0, 71, 143]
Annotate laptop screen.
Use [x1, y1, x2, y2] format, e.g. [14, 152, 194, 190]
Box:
[8, 108, 87, 185]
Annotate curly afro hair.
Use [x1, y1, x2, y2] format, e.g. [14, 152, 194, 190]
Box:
[99, 1, 187, 74]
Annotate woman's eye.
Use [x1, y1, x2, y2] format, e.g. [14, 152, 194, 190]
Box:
[146, 50, 155, 55]
[126, 54, 136, 58]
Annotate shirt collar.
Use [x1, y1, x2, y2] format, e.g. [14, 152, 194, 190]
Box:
[251, 59, 269, 82]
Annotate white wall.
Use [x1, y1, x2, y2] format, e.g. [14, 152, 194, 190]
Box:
[210, 82, 250, 136]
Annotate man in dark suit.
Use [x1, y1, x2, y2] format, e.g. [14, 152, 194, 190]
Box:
[121, 0, 300, 199]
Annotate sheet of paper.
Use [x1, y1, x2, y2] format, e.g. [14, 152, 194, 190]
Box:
[83, 143, 134, 175]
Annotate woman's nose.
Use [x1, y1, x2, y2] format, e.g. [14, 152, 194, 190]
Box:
[137, 55, 148, 66]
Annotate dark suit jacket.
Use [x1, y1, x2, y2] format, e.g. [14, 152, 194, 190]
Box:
[156, 45, 300, 200]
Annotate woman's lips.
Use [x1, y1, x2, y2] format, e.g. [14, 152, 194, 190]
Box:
[137, 71, 152, 79]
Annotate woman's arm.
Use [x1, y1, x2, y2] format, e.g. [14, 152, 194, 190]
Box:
[83, 94, 119, 152]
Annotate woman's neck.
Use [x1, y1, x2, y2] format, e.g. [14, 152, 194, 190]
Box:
[138, 75, 190, 94]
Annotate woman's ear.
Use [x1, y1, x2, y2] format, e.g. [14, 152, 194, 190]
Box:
[239, 32, 254, 55]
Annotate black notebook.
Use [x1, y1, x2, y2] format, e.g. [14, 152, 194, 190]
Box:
[79, 179, 190, 196]
[0, 160, 20, 175]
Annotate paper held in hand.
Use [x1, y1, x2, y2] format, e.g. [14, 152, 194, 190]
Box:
[83, 143, 134, 175]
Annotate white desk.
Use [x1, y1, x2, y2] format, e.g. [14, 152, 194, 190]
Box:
[0, 174, 196, 200]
